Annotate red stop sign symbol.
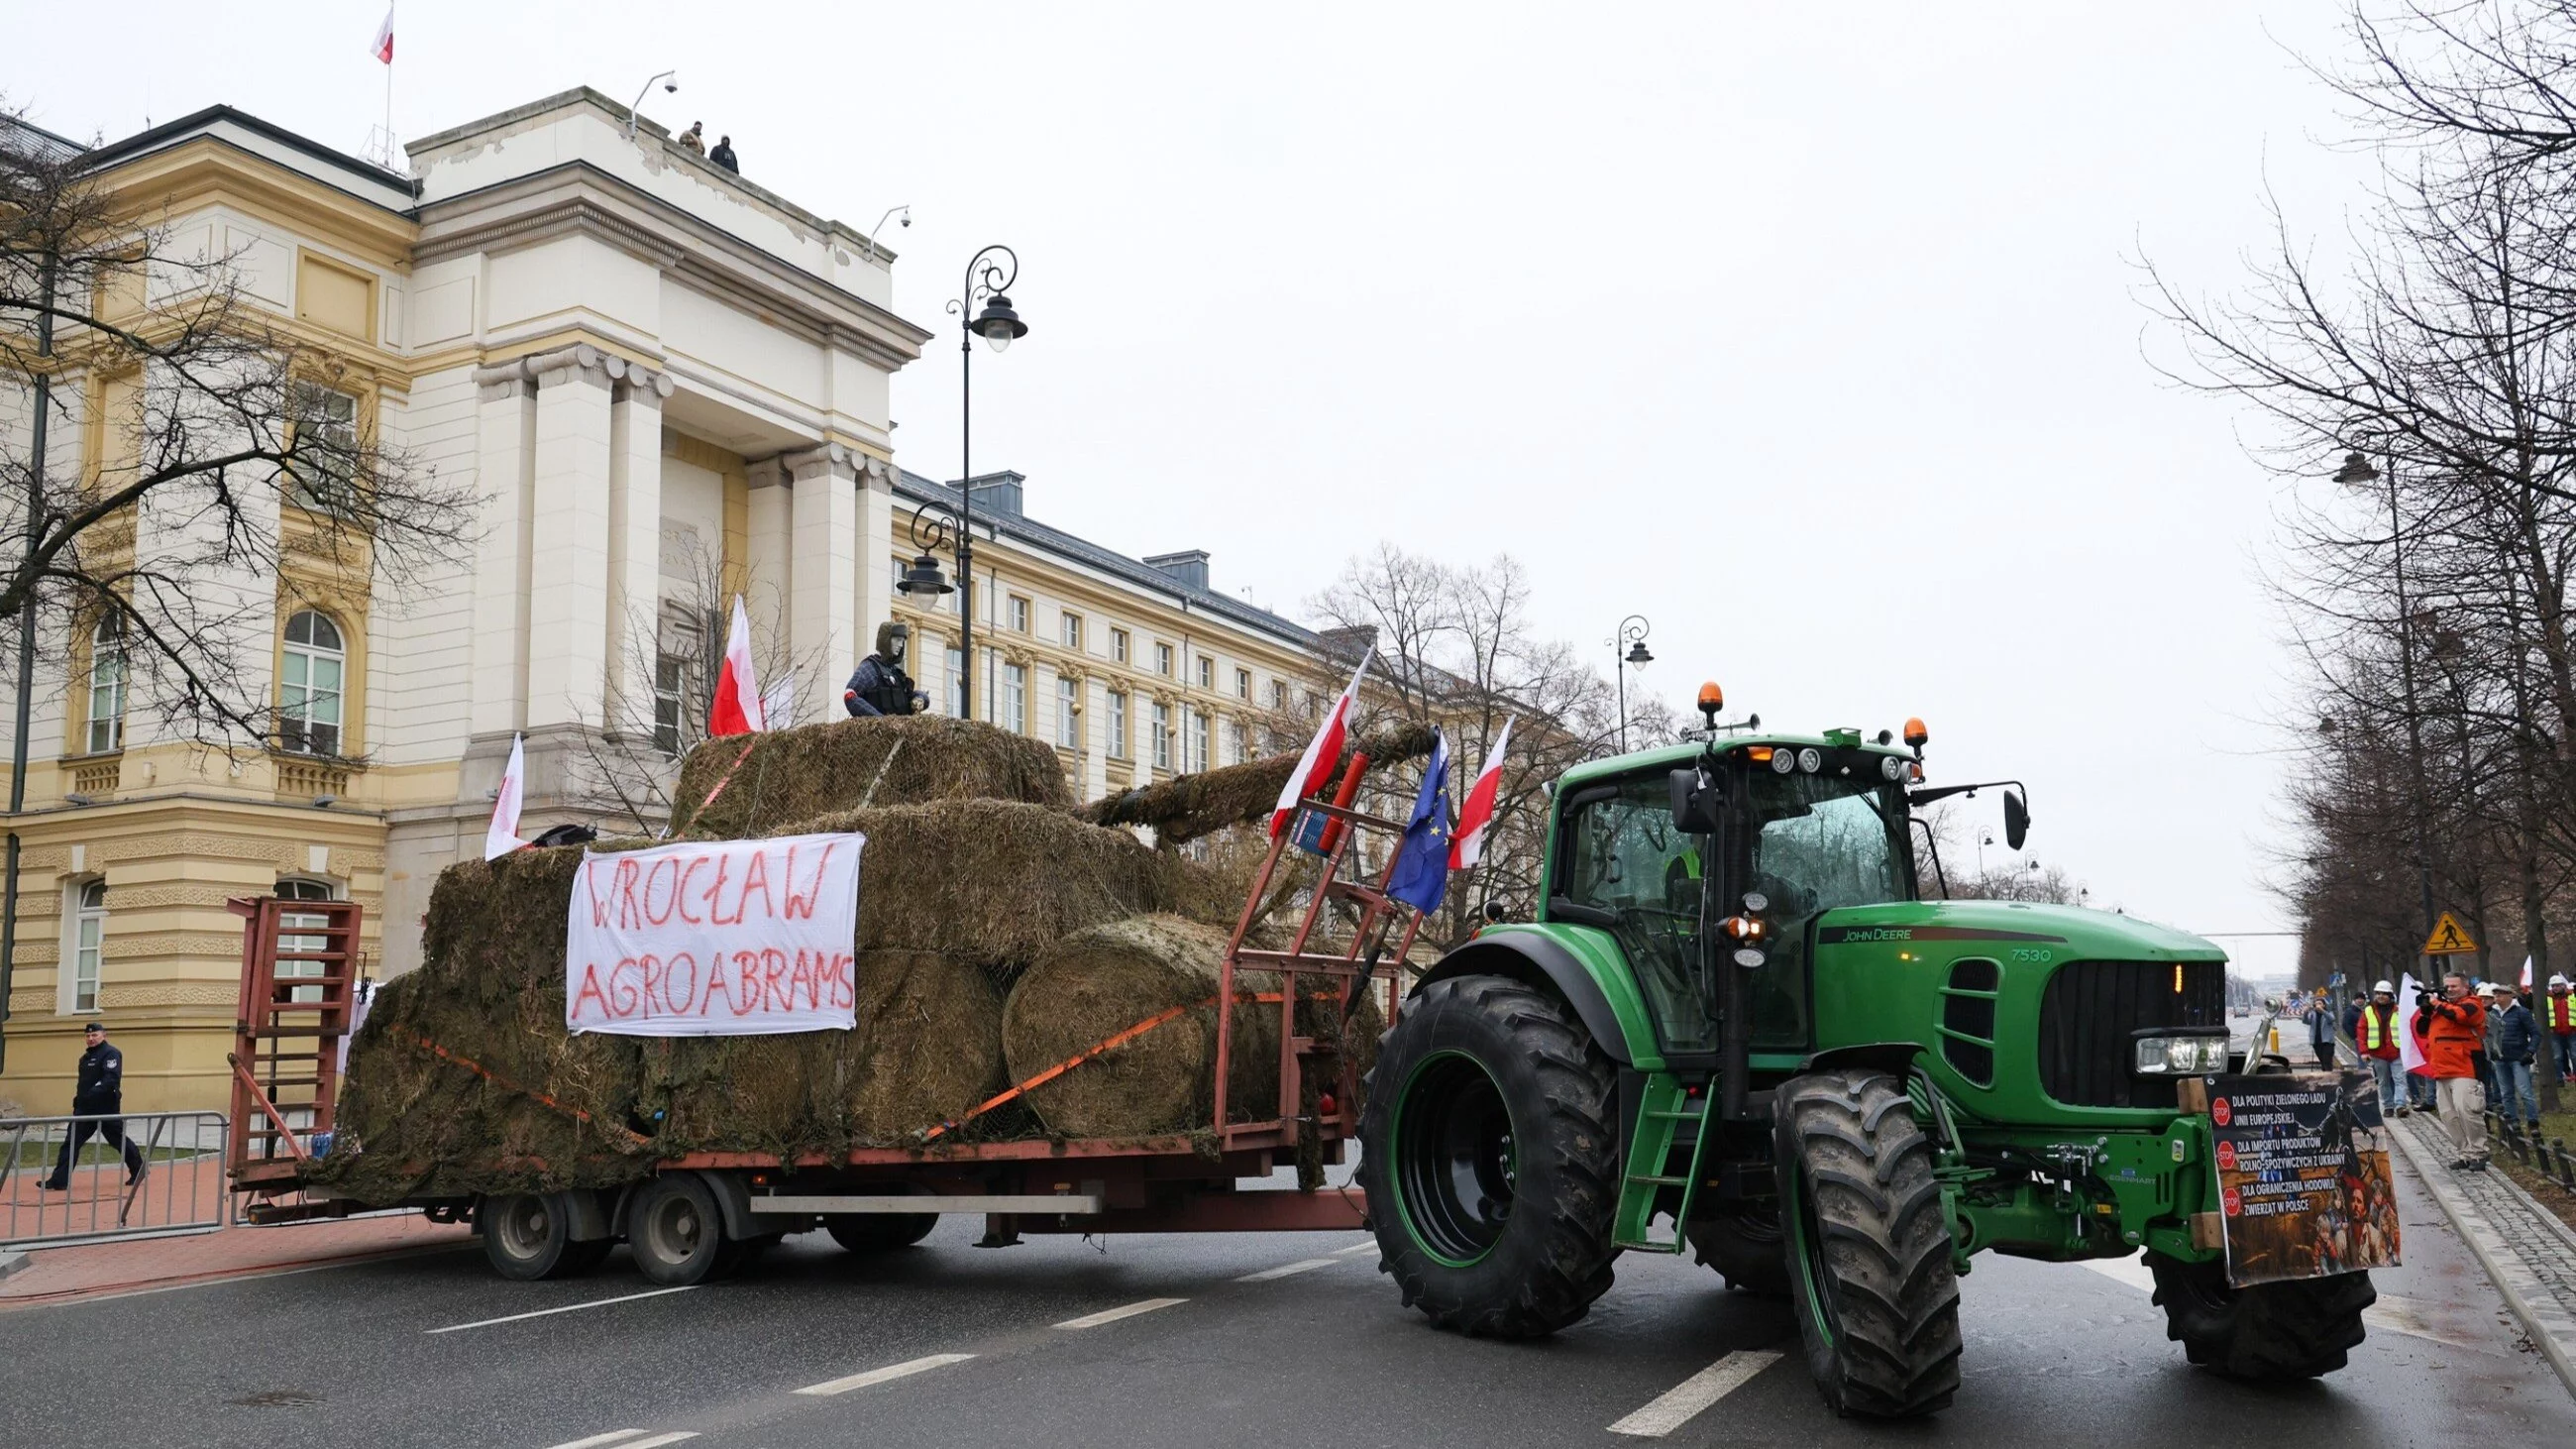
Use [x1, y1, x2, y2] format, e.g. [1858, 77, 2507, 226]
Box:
[2215, 1141, 2238, 1171]
[2211, 1098, 2232, 1127]
[2222, 1186, 2243, 1217]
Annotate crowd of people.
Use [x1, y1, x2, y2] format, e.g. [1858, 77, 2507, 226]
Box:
[2337, 972, 2575, 1173]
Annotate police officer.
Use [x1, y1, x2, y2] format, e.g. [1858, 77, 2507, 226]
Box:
[42, 1022, 145, 1189]
[843, 621, 929, 718]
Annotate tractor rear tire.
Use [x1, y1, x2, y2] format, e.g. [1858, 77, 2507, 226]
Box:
[2147, 1253, 2373, 1379]
[1358, 974, 1620, 1338]
[1775, 1069, 1964, 1418]
[1688, 1205, 1792, 1298]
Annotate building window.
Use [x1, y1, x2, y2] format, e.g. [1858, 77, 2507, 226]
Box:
[1269, 679, 1288, 711]
[1234, 668, 1251, 700]
[276, 877, 337, 1004]
[653, 651, 690, 756]
[1196, 655, 1214, 690]
[1057, 677, 1080, 747]
[1155, 642, 1174, 677]
[1108, 691, 1128, 759]
[69, 880, 105, 1014]
[1112, 627, 1129, 664]
[1229, 721, 1248, 765]
[944, 646, 964, 717]
[1191, 709, 1211, 773]
[1002, 662, 1027, 733]
[1152, 702, 1172, 771]
[1008, 596, 1031, 633]
[1062, 613, 1083, 650]
[279, 609, 346, 756]
[86, 615, 126, 754]
[286, 382, 359, 514]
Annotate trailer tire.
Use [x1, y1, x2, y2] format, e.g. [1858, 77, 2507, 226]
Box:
[1776, 1069, 1963, 1418]
[1688, 1205, 1792, 1298]
[1358, 973, 1620, 1339]
[628, 1174, 734, 1286]
[826, 1214, 939, 1252]
[481, 1192, 596, 1281]
[2147, 1253, 2373, 1379]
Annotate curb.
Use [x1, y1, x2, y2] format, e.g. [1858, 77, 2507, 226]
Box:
[2388, 1114, 2576, 1401]
[0, 1251, 25, 1282]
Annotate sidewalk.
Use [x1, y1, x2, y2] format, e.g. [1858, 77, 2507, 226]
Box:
[2389, 1108, 2576, 1398]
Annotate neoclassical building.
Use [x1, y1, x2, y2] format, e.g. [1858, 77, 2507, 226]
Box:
[0, 88, 1321, 1114]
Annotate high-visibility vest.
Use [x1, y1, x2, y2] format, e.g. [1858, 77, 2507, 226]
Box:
[2547, 993, 2576, 1034]
[2358, 1006, 2397, 1053]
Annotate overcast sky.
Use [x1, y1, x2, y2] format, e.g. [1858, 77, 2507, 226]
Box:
[12, 3, 2401, 979]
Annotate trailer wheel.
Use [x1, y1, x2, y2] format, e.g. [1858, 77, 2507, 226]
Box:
[1357, 973, 1619, 1339]
[627, 1174, 735, 1286]
[2147, 1253, 2373, 1379]
[1776, 1069, 1963, 1418]
[481, 1192, 598, 1282]
[1687, 1205, 1791, 1298]
[826, 1214, 938, 1252]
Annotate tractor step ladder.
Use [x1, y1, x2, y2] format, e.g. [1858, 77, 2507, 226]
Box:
[1613, 1072, 1713, 1252]
[226, 895, 366, 1175]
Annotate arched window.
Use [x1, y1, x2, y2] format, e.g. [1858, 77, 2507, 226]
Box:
[85, 616, 126, 754]
[280, 610, 345, 755]
[69, 880, 106, 1014]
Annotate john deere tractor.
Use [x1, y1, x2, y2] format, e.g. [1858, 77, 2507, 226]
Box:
[1357, 708, 2373, 1418]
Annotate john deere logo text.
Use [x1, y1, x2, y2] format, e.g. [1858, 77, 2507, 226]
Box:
[1839, 929, 1913, 943]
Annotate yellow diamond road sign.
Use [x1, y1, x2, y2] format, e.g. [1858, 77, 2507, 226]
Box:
[2422, 912, 2480, 957]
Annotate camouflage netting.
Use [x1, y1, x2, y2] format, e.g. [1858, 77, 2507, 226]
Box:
[669, 715, 1074, 838]
[1078, 722, 1441, 843]
[319, 721, 1306, 1199]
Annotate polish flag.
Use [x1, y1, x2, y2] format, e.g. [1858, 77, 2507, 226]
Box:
[707, 596, 765, 737]
[2395, 974, 2427, 1075]
[1270, 649, 1372, 837]
[483, 733, 528, 861]
[370, 6, 395, 63]
[2523, 954, 2536, 989]
[1449, 718, 1513, 870]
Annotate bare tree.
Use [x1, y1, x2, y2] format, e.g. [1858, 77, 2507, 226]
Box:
[2, 108, 476, 752]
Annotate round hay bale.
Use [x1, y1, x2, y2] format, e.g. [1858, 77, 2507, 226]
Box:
[1002, 915, 1281, 1138]
[672, 715, 1074, 838]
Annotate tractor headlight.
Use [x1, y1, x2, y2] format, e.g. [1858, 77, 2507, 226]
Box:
[1797, 747, 1822, 774]
[1770, 749, 1796, 774]
[1878, 754, 1905, 781]
[2133, 1035, 2230, 1075]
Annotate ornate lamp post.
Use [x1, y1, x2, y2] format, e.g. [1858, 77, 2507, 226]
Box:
[1613, 614, 1652, 752]
[895, 246, 1027, 720]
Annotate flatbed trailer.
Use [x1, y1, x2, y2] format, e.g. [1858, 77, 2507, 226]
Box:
[228, 769, 1421, 1283]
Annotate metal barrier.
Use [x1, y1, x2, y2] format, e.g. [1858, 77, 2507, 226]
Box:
[0, 1110, 229, 1249]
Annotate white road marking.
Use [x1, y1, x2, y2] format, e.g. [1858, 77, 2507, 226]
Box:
[618, 1436, 698, 1449]
[1234, 1257, 1339, 1282]
[2075, 1255, 2158, 1292]
[1608, 1350, 1784, 1437]
[794, 1353, 977, 1396]
[539, 1434, 651, 1449]
[425, 1285, 697, 1334]
[1333, 1242, 1378, 1257]
[1052, 1296, 1187, 1328]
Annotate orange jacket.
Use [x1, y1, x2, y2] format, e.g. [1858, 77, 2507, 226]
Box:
[2354, 1003, 2403, 1059]
[2419, 996, 2487, 1079]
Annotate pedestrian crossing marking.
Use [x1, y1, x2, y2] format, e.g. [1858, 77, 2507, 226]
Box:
[2422, 912, 2480, 956]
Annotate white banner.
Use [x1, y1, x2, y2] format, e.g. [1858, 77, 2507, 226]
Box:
[564, 833, 864, 1036]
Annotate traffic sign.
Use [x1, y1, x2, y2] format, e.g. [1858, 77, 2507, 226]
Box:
[2422, 912, 2480, 956]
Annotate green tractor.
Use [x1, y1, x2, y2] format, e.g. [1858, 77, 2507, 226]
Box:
[1356, 709, 2374, 1418]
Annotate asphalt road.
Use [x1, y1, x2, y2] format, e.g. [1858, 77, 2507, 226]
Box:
[8, 1154, 2570, 1449]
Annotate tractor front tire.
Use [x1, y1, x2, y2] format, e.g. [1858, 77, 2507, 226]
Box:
[1688, 1205, 1792, 1298]
[1776, 1069, 1964, 1418]
[1357, 974, 1620, 1338]
[2147, 1253, 2373, 1379]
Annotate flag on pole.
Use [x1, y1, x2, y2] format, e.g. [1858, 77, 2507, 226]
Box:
[1449, 718, 1513, 870]
[708, 595, 766, 737]
[483, 732, 528, 860]
[2523, 954, 2535, 990]
[2395, 973, 2427, 1075]
[1269, 649, 1371, 837]
[1386, 729, 1454, 912]
[371, 5, 395, 63]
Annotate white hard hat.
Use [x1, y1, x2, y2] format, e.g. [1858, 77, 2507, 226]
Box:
[2553, 974, 2570, 988]
[2373, 980, 2395, 994]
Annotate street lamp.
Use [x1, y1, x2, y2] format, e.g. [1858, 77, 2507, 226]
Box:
[2332, 450, 2439, 955]
[894, 246, 1026, 721]
[1613, 614, 1652, 752]
[625, 71, 678, 141]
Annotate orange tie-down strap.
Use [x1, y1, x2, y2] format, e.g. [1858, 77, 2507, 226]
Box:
[411, 1034, 654, 1152]
[917, 989, 1344, 1143]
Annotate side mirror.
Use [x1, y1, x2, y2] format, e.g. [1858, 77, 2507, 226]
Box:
[1669, 768, 1718, 834]
[2003, 789, 2029, 851]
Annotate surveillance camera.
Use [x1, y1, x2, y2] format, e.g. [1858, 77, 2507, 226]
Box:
[901, 215, 912, 228]
[664, 80, 679, 93]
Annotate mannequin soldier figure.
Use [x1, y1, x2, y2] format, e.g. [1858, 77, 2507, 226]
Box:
[843, 621, 930, 717]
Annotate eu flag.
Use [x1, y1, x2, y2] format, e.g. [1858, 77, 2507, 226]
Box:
[1386, 729, 1453, 913]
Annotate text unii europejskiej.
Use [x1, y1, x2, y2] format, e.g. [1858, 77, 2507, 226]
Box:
[569, 840, 855, 1020]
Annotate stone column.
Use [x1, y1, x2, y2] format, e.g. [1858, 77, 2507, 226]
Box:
[524, 345, 616, 730]
[467, 364, 536, 737]
[785, 443, 861, 712]
[744, 455, 792, 658]
[606, 365, 675, 735]
[853, 454, 899, 683]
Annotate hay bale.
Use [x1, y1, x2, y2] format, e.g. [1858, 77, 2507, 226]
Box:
[1079, 722, 1441, 843]
[671, 715, 1074, 838]
[1002, 915, 1283, 1138]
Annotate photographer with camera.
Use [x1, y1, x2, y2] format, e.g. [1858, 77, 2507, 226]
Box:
[2418, 972, 2490, 1170]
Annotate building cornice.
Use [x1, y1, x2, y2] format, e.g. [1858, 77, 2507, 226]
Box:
[81, 137, 421, 273]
